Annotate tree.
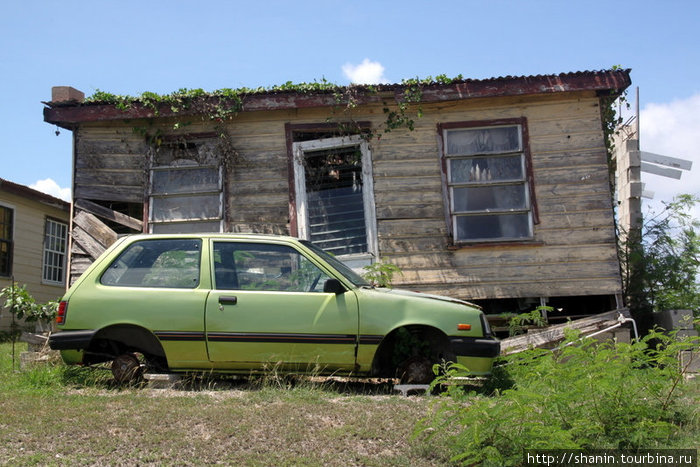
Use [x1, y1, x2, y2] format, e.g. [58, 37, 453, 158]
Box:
[622, 194, 700, 330]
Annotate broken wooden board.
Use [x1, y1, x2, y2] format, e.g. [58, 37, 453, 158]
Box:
[499, 308, 632, 355]
[74, 198, 143, 232]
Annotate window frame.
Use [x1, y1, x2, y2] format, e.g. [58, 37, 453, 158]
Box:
[42, 217, 68, 286]
[0, 204, 14, 277]
[147, 135, 225, 234]
[438, 118, 539, 245]
[212, 241, 333, 293]
[100, 238, 203, 289]
[291, 135, 378, 268]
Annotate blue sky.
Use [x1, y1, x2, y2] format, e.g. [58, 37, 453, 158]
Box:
[2, 1, 698, 215]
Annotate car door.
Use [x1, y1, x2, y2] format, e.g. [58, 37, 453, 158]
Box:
[204, 240, 359, 371]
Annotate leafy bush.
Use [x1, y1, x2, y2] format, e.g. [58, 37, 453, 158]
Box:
[621, 194, 700, 330]
[0, 283, 58, 323]
[418, 327, 700, 466]
[507, 306, 551, 336]
[362, 262, 402, 287]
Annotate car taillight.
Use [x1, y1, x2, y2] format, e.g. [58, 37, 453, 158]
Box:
[56, 301, 68, 325]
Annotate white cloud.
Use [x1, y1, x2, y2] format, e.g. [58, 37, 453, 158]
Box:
[342, 59, 389, 85]
[30, 178, 71, 202]
[638, 93, 700, 220]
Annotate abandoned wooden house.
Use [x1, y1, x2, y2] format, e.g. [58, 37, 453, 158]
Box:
[43, 69, 632, 322]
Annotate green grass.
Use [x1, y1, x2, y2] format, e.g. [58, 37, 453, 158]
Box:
[0, 342, 451, 466]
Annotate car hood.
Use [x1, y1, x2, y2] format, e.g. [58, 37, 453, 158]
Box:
[361, 287, 481, 309]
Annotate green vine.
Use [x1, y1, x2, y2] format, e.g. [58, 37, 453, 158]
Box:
[86, 74, 468, 140]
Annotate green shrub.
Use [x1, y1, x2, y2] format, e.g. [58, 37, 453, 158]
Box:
[0, 283, 59, 322]
[418, 327, 700, 466]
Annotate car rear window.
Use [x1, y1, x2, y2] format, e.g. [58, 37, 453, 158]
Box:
[101, 239, 202, 288]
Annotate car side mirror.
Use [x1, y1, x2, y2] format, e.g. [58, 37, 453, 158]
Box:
[323, 278, 346, 294]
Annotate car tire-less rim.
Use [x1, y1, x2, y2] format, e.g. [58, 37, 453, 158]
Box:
[111, 353, 143, 383]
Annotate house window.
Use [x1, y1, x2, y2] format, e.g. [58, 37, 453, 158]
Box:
[0, 206, 13, 277]
[43, 218, 68, 285]
[149, 139, 223, 233]
[441, 121, 535, 243]
[292, 135, 378, 268]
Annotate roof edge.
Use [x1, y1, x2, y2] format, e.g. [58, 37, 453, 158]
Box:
[44, 69, 632, 128]
[0, 178, 70, 211]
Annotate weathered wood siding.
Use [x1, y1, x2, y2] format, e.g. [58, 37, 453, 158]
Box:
[367, 92, 622, 300]
[69, 90, 622, 301]
[74, 126, 148, 203]
[0, 190, 69, 330]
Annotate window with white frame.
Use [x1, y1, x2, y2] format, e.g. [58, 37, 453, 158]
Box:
[441, 121, 534, 243]
[43, 218, 68, 284]
[149, 139, 223, 233]
[0, 205, 13, 277]
[292, 135, 378, 268]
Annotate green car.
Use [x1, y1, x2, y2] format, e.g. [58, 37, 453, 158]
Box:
[49, 234, 499, 383]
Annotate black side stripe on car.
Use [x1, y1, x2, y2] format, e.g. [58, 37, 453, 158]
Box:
[206, 333, 356, 344]
[154, 331, 206, 341]
[154, 331, 384, 345]
[358, 335, 383, 345]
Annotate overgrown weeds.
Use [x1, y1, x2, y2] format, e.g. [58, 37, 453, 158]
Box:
[418, 327, 700, 466]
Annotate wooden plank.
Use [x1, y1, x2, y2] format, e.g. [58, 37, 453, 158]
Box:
[74, 169, 145, 187]
[538, 194, 612, 212]
[529, 132, 603, 153]
[396, 261, 621, 284]
[375, 190, 443, 205]
[74, 185, 143, 203]
[74, 198, 143, 231]
[77, 139, 148, 155]
[378, 219, 447, 238]
[69, 255, 93, 275]
[373, 177, 442, 192]
[499, 309, 630, 355]
[531, 149, 607, 168]
[400, 278, 622, 301]
[230, 223, 289, 235]
[376, 204, 442, 220]
[76, 153, 146, 171]
[373, 159, 440, 178]
[535, 182, 612, 198]
[534, 165, 610, 185]
[73, 211, 118, 250]
[71, 225, 109, 260]
[538, 210, 615, 230]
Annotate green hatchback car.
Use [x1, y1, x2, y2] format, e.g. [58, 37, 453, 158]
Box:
[49, 234, 499, 383]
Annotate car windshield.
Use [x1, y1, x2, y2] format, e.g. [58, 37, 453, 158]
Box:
[300, 240, 371, 287]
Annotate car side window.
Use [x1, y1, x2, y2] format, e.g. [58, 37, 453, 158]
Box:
[101, 239, 202, 288]
[213, 242, 331, 292]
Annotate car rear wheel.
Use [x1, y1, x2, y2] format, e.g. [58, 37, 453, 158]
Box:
[111, 353, 143, 383]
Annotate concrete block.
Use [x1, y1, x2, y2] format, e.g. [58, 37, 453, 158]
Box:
[143, 373, 182, 389]
[654, 309, 694, 330]
[393, 384, 431, 396]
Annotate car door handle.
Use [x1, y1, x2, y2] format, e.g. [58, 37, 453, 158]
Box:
[219, 296, 238, 306]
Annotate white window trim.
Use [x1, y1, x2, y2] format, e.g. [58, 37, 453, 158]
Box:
[0, 202, 15, 278]
[292, 135, 378, 265]
[42, 218, 68, 286]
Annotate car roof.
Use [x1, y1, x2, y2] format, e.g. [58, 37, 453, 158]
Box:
[118, 232, 300, 242]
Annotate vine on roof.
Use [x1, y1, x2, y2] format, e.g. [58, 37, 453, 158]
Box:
[86, 74, 467, 139]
